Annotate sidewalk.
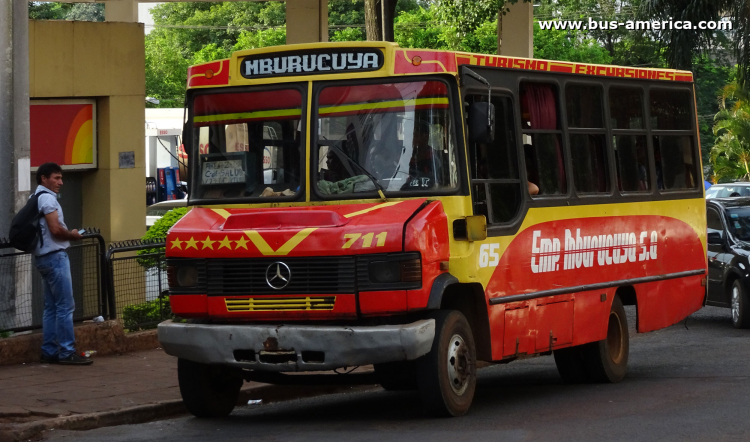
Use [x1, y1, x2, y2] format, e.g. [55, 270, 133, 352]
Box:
[0, 348, 376, 441]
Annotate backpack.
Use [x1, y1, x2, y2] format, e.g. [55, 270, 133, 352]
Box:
[9, 191, 52, 253]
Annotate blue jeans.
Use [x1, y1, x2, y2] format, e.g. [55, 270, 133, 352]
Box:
[35, 251, 75, 359]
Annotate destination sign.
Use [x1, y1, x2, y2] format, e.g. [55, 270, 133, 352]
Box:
[241, 49, 383, 79]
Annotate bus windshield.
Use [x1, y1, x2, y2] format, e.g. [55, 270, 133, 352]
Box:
[315, 80, 459, 197]
[189, 86, 305, 202]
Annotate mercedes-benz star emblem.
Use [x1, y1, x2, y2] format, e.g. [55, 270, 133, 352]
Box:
[265, 262, 291, 290]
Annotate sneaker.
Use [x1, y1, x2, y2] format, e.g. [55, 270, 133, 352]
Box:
[40, 353, 58, 364]
[58, 353, 93, 366]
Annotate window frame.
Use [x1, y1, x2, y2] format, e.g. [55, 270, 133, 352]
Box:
[518, 78, 572, 199]
[564, 81, 613, 197]
[465, 89, 525, 226]
[185, 82, 308, 206]
[647, 85, 701, 194]
[309, 75, 469, 202]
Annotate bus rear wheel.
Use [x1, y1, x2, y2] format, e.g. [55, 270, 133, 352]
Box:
[178, 358, 243, 418]
[554, 296, 629, 384]
[416, 310, 477, 417]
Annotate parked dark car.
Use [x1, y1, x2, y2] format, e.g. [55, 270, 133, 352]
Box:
[706, 198, 750, 328]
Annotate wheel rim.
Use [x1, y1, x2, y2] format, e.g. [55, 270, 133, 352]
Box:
[446, 333, 471, 395]
[732, 286, 740, 323]
[606, 311, 625, 364]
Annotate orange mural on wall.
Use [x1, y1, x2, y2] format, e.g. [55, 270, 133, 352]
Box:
[30, 100, 97, 170]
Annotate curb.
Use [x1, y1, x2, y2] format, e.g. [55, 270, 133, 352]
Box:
[0, 383, 379, 442]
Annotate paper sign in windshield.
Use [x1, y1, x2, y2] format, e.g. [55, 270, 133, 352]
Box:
[202, 160, 245, 184]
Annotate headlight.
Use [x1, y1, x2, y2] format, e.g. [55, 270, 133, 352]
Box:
[168, 265, 198, 287]
[359, 253, 422, 290]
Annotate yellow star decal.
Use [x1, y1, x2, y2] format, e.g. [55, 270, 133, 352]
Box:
[184, 237, 198, 250]
[201, 236, 216, 250]
[170, 237, 183, 250]
[218, 236, 233, 250]
[235, 236, 249, 250]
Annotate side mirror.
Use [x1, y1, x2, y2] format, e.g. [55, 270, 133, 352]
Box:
[707, 231, 723, 245]
[454, 215, 487, 242]
[468, 102, 495, 144]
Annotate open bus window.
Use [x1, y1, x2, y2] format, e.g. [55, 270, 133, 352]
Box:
[614, 135, 649, 192]
[315, 80, 458, 197]
[653, 135, 697, 190]
[190, 88, 303, 201]
[520, 82, 566, 195]
[468, 95, 521, 224]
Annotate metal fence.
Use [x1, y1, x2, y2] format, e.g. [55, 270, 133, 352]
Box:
[106, 238, 171, 331]
[0, 231, 107, 333]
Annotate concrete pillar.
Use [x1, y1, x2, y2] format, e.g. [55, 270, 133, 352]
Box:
[105, 0, 139, 23]
[286, 0, 328, 44]
[0, 0, 31, 330]
[500, 1, 533, 58]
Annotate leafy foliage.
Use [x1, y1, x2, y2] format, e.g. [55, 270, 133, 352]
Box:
[122, 298, 172, 331]
[641, 0, 748, 87]
[711, 83, 750, 182]
[29, 2, 103, 21]
[136, 207, 189, 267]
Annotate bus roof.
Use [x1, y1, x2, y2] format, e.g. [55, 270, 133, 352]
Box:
[186, 41, 693, 90]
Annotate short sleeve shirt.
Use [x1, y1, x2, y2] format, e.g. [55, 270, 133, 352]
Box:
[34, 185, 70, 256]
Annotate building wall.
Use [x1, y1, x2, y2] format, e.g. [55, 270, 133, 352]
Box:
[29, 20, 146, 243]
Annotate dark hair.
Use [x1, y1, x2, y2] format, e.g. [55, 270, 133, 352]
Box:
[36, 162, 63, 185]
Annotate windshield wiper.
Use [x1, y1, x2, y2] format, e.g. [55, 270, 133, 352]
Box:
[323, 140, 387, 202]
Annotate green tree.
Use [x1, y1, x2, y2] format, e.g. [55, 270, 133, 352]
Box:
[642, 0, 749, 86]
[29, 2, 104, 21]
[66, 3, 104, 21]
[711, 82, 750, 182]
[533, 23, 613, 64]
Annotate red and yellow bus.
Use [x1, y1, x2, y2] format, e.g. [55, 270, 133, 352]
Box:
[158, 42, 707, 418]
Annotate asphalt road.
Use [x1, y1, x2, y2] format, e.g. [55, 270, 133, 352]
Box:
[48, 306, 750, 442]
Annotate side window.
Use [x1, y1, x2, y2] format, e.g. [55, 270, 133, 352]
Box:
[707, 208, 723, 237]
[468, 95, 521, 224]
[520, 82, 566, 195]
[609, 87, 649, 192]
[566, 84, 608, 193]
[651, 88, 698, 191]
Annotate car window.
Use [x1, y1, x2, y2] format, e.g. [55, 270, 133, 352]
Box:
[706, 208, 723, 236]
[705, 187, 719, 199]
[726, 207, 750, 241]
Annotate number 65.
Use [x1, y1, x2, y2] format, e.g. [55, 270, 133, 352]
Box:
[479, 243, 500, 268]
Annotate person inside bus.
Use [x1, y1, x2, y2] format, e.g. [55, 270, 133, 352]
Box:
[523, 144, 540, 195]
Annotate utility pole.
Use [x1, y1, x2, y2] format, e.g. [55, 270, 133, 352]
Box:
[0, 0, 32, 330]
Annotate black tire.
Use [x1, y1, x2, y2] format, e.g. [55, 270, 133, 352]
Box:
[416, 310, 477, 417]
[374, 360, 418, 391]
[178, 358, 243, 418]
[584, 296, 629, 383]
[730, 279, 750, 329]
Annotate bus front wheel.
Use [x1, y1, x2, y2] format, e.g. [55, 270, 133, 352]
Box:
[554, 296, 629, 384]
[416, 310, 477, 417]
[178, 358, 243, 418]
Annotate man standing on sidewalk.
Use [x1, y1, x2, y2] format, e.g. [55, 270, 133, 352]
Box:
[34, 162, 92, 366]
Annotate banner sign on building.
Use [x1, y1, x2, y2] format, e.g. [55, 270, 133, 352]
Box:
[30, 99, 97, 170]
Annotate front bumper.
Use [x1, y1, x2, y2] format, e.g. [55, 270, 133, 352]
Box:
[157, 319, 435, 372]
